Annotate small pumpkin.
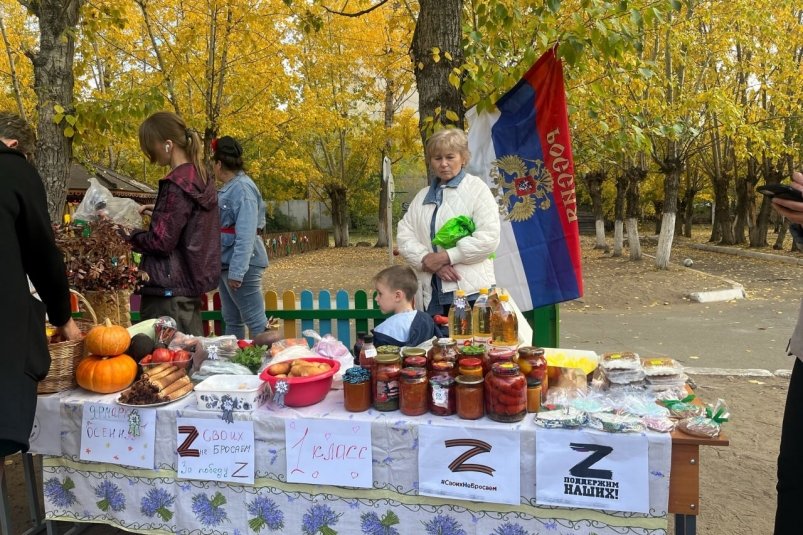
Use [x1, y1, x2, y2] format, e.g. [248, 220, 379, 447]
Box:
[76, 354, 138, 394]
[85, 318, 131, 357]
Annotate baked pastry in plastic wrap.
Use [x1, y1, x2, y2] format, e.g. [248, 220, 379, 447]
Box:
[642, 357, 684, 377]
[534, 407, 587, 429]
[600, 351, 641, 371]
[677, 399, 729, 438]
[587, 412, 645, 433]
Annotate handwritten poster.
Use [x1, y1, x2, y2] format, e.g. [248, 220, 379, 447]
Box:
[285, 418, 372, 488]
[29, 395, 61, 456]
[176, 418, 255, 485]
[535, 428, 650, 513]
[79, 402, 156, 469]
[418, 425, 521, 505]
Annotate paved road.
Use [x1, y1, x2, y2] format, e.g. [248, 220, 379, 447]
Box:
[561, 289, 801, 373]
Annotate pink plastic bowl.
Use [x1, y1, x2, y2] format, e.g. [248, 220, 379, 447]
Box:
[259, 357, 341, 407]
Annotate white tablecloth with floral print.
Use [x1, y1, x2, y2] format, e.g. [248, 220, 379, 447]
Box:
[40, 388, 671, 535]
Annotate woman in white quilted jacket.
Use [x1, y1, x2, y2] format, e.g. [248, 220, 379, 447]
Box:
[397, 128, 500, 316]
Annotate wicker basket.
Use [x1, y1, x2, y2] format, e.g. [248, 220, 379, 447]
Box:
[38, 290, 98, 395]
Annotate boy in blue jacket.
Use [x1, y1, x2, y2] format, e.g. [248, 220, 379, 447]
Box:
[372, 265, 442, 347]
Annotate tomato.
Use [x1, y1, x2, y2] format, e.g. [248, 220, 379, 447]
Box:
[140, 354, 153, 364]
[237, 339, 252, 349]
[172, 349, 191, 363]
[152, 348, 172, 364]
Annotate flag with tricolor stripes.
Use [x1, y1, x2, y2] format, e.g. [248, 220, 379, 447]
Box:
[466, 47, 583, 310]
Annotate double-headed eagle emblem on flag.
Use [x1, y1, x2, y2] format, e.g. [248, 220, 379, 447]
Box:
[489, 155, 554, 222]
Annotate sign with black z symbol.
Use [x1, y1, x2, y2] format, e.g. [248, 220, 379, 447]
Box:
[445, 439, 495, 476]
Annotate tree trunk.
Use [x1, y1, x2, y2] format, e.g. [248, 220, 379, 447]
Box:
[655, 164, 681, 269]
[751, 157, 782, 247]
[653, 200, 663, 235]
[711, 174, 734, 244]
[613, 221, 624, 257]
[682, 186, 697, 238]
[376, 77, 395, 248]
[774, 219, 789, 250]
[625, 166, 646, 261]
[734, 157, 758, 244]
[612, 173, 627, 257]
[24, 0, 85, 222]
[328, 185, 350, 247]
[410, 0, 464, 156]
[626, 218, 641, 261]
[583, 171, 607, 249]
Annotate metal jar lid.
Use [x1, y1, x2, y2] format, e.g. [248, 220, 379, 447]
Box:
[375, 353, 401, 364]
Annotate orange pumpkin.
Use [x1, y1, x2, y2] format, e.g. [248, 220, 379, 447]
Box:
[76, 354, 138, 394]
[85, 318, 131, 357]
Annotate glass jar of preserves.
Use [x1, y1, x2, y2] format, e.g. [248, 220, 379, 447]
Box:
[455, 375, 484, 420]
[527, 379, 542, 413]
[429, 376, 456, 416]
[373, 354, 401, 411]
[399, 367, 428, 416]
[401, 347, 427, 360]
[458, 357, 483, 378]
[517, 346, 547, 383]
[488, 347, 516, 367]
[403, 355, 427, 369]
[430, 360, 456, 379]
[457, 344, 486, 366]
[485, 362, 527, 422]
[430, 338, 457, 369]
[343, 367, 372, 412]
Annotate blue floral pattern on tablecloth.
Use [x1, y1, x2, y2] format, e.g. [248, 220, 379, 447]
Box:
[94, 480, 125, 512]
[41, 389, 671, 535]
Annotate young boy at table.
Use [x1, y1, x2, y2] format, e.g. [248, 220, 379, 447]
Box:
[372, 265, 441, 347]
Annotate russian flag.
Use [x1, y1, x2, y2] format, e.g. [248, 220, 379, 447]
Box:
[466, 48, 583, 310]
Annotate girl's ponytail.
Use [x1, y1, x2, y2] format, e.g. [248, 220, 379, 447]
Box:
[185, 129, 207, 183]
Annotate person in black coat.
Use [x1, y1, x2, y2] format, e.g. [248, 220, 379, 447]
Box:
[0, 112, 80, 459]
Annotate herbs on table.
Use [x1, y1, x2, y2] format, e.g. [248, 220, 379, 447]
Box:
[231, 345, 268, 374]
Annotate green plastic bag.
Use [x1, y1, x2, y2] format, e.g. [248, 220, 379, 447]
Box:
[432, 216, 476, 249]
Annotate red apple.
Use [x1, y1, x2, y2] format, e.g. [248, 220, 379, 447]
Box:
[152, 348, 172, 363]
[140, 354, 153, 364]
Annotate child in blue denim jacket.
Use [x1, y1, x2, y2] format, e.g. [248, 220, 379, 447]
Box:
[213, 136, 269, 339]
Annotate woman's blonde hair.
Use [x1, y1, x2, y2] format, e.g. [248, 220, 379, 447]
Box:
[425, 128, 471, 163]
[138, 111, 207, 182]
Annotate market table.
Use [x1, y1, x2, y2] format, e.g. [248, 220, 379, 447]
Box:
[33, 388, 726, 535]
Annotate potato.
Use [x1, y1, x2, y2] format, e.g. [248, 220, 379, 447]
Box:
[268, 361, 291, 376]
[274, 373, 287, 378]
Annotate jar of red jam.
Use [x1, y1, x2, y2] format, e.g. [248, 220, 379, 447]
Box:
[399, 367, 428, 416]
[485, 362, 526, 422]
[517, 346, 547, 383]
[403, 355, 427, 369]
[373, 353, 401, 411]
[429, 376, 456, 416]
[458, 357, 483, 378]
[455, 375, 484, 420]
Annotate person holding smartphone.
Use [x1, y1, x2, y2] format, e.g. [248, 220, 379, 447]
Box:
[772, 170, 803, 534]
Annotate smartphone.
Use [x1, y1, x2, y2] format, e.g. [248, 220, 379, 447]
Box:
[756, 184, 803, 202]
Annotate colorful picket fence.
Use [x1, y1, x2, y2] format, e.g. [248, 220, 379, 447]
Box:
[128, 289, 388, 347]
[118, 290, 559, 348]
